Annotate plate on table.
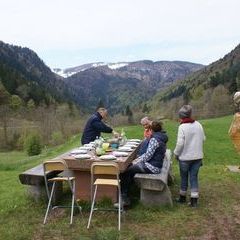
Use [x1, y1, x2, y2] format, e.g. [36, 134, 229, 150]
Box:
[128, 139, 141, 143]
[84, 143, 95, 148]
[118, 146, 132, 152]
[126, 141, 139, 146]
[99, 154, 117, 160]
[89, 141, 96, 147]
[79, 146, 92, 151]
[124, 144, 137, 149]
[74, 154, 91, 159]
[70, 149, 88, 154]
[112, 151, 129, 157]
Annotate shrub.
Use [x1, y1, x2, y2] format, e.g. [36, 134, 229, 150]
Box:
[8, 132, 21, 150]
[51, 131, 64, 146]
[24, 133, 42, 156]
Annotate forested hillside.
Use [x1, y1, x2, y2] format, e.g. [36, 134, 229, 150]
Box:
[64, 60, 203, 113]
[0, 41, 81, 151]
[0, 41, 72, 106]
[148, 44, 240, 119]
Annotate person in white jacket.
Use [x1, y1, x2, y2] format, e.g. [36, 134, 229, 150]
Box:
[174, 105, 205, 207]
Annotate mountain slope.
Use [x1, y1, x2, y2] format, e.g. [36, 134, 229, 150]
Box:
[64, 60, 203, 113]
[148, 44, 240, 118]
[0, 41, 72, 105]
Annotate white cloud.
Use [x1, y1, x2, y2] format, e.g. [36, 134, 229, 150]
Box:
[0, 0, 239, 67]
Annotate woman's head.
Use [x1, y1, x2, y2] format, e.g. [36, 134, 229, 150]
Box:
[140, 117, 152, 128]
[178, 105, 192, 119]
[151, 121, 163, 132]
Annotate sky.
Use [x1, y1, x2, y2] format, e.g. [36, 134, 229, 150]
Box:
[0, 0, 240, 69]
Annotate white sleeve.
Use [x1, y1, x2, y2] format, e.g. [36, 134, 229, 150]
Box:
[174, 126, 184, 156]
[201, 124, 206, 141]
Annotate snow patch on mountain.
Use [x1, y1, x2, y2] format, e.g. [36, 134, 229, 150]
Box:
[92, 62, 107, 67]
[52, 68, 77, 78]
[53, 62, 129, 78]
[107, 63, 128, 69]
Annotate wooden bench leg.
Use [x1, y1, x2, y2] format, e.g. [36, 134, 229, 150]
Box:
[26, 182, 63, 204]
[140, 185, 173, 207]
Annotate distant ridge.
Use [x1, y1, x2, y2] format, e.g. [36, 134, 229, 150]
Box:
[0, 40, 205, 114]
[63, 60, 203, 113]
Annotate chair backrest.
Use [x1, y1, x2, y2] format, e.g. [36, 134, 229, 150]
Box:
[43, 160, 67, 172]
[91, 162, 119, 176]
[90, 162, 120, 200]
[43, 160, 68, 199]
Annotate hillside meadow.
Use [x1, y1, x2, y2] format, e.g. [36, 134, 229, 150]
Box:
[0, 115, 240, 240]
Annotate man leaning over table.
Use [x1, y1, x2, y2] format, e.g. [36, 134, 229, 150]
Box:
[81, 107, 118, 145]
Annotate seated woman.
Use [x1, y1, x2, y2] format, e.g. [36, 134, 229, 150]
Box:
[120, 121, 168, 206]
[137, 117, 153, 156]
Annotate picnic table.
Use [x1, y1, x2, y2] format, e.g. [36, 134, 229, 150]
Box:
[61, 146, 139, 202]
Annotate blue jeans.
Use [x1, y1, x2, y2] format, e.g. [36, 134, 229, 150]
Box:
[179, 159, 202, 198]
[120, 163, 151, 197]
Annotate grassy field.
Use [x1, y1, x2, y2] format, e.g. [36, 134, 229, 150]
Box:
[0, 116, 240, 240]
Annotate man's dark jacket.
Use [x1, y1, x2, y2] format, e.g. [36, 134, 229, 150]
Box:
[81, 112, 112, 144]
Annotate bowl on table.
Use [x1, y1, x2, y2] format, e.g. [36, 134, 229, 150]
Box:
[110, 143, 119, 149]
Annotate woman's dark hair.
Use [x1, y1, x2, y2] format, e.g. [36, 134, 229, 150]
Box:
[151, 121, 162, 132]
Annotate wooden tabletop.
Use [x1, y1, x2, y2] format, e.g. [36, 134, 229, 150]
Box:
[61, 146, 139, 172]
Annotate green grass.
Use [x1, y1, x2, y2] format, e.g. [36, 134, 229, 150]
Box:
[0, 116, 240, 239]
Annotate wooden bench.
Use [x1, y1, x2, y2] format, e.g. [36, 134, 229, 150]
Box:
[19, 164, 63, 203]
[134, 149, 174, 207]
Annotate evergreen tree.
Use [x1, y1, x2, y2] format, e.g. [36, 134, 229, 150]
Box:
[142, 103, 149, 113]
[125, 105, 133, 124]
[236, 72, 240, 90]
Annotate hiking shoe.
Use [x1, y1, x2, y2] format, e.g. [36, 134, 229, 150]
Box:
[176, 195, 186, 204]
[114, 198, 131, 208]
[189, 197, 198, 208]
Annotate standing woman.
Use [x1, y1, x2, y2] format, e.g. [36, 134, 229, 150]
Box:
[174, 105, 205, 207]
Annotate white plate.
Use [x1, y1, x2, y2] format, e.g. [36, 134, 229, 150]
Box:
[126, 142, 139, 146]
[74, 154, 91, 159]
[89, 142, 96, 146]
[79, 146, 92, 150]
[128, 139, 141, 143]
[124, 144, 137, 149]
[118, 147, 132, 152]
[99, 155, 117, 160]
[70, 149, 88, 154]
[112, 151, 129, 157]
[84, 143, 95, 148]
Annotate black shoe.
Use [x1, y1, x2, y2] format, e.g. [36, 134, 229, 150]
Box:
[176, 195, 186, 204]
[114, 198, 131, 208]
[190, 198, 198, 208]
